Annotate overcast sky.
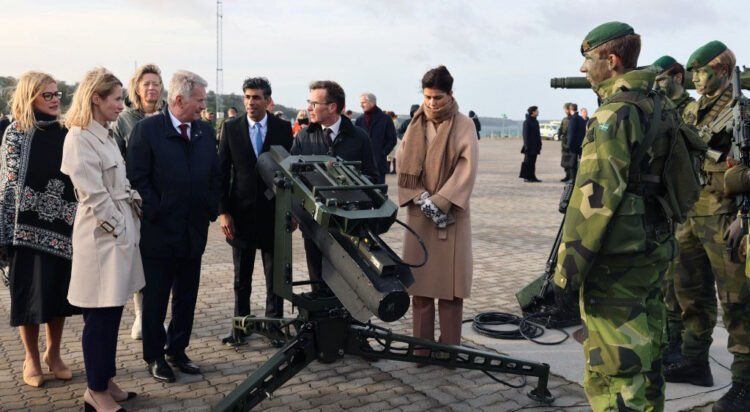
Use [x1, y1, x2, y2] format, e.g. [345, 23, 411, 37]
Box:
[4, 0, 748, 119]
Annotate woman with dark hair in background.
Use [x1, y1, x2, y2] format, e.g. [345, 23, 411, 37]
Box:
[0, 71, 79, 388]
[63, 68, 145, 411]
[520, 105, 542, 183]
[397, 65, 478, 357]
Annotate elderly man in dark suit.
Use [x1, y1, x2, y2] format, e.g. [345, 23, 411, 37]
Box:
[355, 92, 394, 184]
[218, 77, 293, 347]
[127, 70, 220, 383]
[291, 80, 377, 296]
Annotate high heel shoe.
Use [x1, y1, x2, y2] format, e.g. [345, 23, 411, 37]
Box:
[84, 389, 126, 412]
[43, 353, 73, 380]
[22, 361, 44, 387]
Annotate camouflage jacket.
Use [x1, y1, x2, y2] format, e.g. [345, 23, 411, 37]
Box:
[554, 70, 676, 290]
[558, 116, 570, 149]
[683, 86, 735, 217]
[672, 91, 695, 118]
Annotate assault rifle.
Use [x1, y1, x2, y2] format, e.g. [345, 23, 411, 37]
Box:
[731, 66, 750, 251]
[515, 161, 581, 328]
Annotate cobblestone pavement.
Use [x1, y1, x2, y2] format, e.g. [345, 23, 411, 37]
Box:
[0, 139, 595, 411]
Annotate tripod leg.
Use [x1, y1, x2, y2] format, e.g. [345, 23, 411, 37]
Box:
[212, 329, 317, 412]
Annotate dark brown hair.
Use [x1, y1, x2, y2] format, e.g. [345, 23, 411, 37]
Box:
[664, 63, 686, 79]
[595, 33, 641, 70]
[421, 65, 453, 93]
[309, 80, 345, 112]
[527, 106, 538, 115]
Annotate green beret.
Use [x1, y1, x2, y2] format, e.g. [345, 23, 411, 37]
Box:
[581, 21, 635, 55]
[653, 55, 678, 74]
[687, 40, 727, 71]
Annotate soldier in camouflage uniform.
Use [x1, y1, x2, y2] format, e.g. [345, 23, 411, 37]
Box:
[554, 22, 678, 411]
[652, 55, 697, 366]
[668, 41, 750, 412]
[558, 103, 572, 181]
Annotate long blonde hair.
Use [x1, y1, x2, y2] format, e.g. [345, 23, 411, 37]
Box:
[10, 71, 57, 133]
[65, 68, 122, 129]
[127, 63, 163, 112]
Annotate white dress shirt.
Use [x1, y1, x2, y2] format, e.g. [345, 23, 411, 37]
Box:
[323, 115, 342, 143]
[168, 109, 190, 140]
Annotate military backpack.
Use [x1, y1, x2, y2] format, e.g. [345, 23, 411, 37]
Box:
[607, 90, 707, 224]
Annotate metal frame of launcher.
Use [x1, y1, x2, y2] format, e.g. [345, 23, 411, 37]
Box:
[212, 147, 555, 411]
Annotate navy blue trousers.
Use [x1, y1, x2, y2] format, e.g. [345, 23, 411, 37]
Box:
[81, 306, 123, 391]
[141, 256, 202, 363]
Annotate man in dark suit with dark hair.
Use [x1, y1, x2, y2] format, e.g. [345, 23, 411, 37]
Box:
[218, 77, 293, 347]
[566, 103, 586, 181]
[127, 70, 221, 382]
[291, 80, 377, 296]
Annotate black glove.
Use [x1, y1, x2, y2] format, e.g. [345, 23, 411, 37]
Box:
[553, 284, 578, 315]
[725, 216, 744, 262]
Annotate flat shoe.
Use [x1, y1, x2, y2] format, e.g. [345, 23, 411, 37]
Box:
[22, 361, 44, 387]
[43, 354, 72, 380]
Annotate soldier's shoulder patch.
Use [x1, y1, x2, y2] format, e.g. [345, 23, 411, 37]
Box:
[598, 123, 610, 132]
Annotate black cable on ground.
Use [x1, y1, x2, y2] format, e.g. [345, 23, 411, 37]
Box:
[466, 311, 570, 345]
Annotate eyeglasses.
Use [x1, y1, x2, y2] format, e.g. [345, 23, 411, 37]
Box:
[41, 91, 63, 101]
[307, 100, 332, 109]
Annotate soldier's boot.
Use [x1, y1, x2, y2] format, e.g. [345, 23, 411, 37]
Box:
[131, 291, 143, 340]
[664, 357, 714, 387]
[712, 381, 750, 412]
[662, 335, 683, 366]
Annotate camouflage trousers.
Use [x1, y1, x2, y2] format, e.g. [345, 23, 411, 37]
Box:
[581, 258, 668, 412]
[660, 263, 683, 342]
[673, 214, 750, 383]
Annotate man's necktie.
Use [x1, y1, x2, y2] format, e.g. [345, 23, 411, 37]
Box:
[253, 123, 263, 157]
[178, 124, 189, 141]
[323, 128, 333, 155]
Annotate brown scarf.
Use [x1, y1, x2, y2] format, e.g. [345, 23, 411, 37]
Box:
[398, 98, 459, 193]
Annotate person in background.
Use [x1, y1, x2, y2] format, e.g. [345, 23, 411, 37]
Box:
[62, 67, 144, 411]
[566, 103, 585, 180]
[520, 106, 542, 183]
[111, 63, 165, 341]
[0, 71, 79, 388]
[355, 92, 395, 184]
[127, 70, 220, 383]
[468, 110, 481, 139]
[386, 110, 399, 174]
[558, 102, 572, 181]
[215, 106, 239, 145]
[580, 107, 589, 122]
[397, 65, 478, 360]
[112, 63, 165, 159]
[345, 109, 353, 119]
[398, 104, 420, 139]
[293, 109, 309, 137]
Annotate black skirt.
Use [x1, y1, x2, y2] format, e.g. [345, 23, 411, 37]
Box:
[8, 245, 80, 326]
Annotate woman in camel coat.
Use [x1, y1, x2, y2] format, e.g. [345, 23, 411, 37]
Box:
[397, 65, 478, 351]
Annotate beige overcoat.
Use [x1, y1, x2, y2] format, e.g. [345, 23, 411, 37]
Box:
[397, 113, 479, 300]
[61, 120, 145, 308]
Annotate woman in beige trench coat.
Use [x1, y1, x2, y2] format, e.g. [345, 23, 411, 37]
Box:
[397, 65, 478, 354]
[61, 68, 144, 412]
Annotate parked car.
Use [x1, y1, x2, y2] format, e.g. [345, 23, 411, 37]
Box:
[540, 120, 561, 140]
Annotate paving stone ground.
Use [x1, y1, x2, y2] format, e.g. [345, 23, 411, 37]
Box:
[0, 138, 707, 411]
